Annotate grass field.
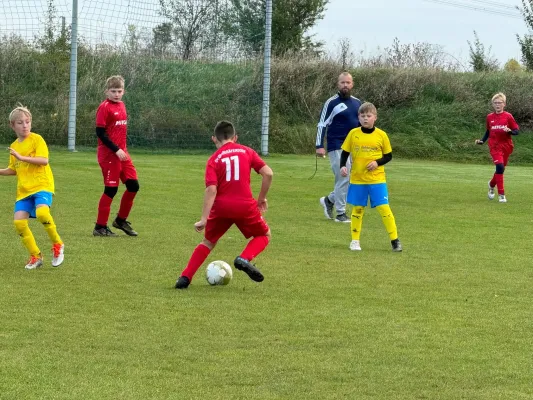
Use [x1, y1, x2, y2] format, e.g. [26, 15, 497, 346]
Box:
[0, 151, 532, 400]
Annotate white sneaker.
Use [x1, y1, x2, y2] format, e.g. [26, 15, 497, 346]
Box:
[349, 240, 362, 251]
[487, 181, 495, 200]
[25, 254, 43, 270]
[51, 243, 64, 267]
[498, 194, 507, 203]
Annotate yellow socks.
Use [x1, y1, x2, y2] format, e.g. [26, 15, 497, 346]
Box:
[376, 204, 398, 241]
[14, 219, 40, 256]
[36, 206, 63, 245]
[350, 206, 365, 240]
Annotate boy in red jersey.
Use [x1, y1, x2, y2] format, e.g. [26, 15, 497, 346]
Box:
[175, 120, 273, 289]
[93, 75, 140, 236]
[475, 92, 519, 203]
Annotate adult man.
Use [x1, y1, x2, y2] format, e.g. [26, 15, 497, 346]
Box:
[316, 72, 362, 223]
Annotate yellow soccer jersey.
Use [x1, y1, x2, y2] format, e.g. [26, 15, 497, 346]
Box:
[341, 127, 392, 184]
[8, 133, 55, 201]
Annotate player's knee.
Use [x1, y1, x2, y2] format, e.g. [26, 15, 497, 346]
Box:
[35, 206, 51, 224]
[352, 206, 364, 217]
[202, 238, 216, 250]
[14, 219, 28, 234]
[125, 179, 139, 193]
[104, 186, 118, 198]
[495, 163, 505, 174]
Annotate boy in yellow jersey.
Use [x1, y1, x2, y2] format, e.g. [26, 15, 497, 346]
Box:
[0, 105, 64, 269]
[340, 102, 402, 252]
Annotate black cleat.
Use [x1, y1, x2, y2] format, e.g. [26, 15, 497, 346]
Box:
[113, 218, 138, 236]
[175, 276, 190, 289]
[391, 238, 403, 252]
[234, 256, 264, 282]
[93, 225, 117, 237]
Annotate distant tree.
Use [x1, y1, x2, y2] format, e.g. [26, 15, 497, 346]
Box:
[159, 0, 218, 60]
[153, 22, 173, 56]
[517, 0, 533, 70]
[35, 0, 70, 54]
[222, 0, 328, 56]
[467, 31, 499, 72]
[504, 58, 522, 72]
[337, 37, 354, 70]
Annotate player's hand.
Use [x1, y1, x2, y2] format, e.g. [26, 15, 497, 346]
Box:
[475, 139, 484, 145]
[257, 199, 268, 213]
[503, 127, 511, 132]
[316, 148, 326, 158]
[340, 166, 348, 177]
[8, 148, 22, 160]
[194, 219, 207, 232]
[366, 161, 378, 171]
[115, 149, 129, 161]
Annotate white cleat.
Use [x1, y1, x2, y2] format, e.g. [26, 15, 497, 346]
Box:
[349, 240, 362, 251]
[487, 181, 495, 200]
[319, 196, 333, 220]
[498, 194, 507, 203]
[25, 254, 43, 270]
[51, 243, 64, 267]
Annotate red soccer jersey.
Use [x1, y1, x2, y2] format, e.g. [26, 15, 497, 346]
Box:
[205, 142, 266, 217]
[96, 100, 128, 162]
[486, 111, 518, 148]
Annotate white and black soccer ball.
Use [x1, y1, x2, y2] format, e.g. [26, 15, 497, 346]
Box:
[206, 260, 233, 286]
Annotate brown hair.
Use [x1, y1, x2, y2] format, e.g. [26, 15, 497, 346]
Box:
[213, 120, 236, 141]
[106, 75, 125, 90]
[358, 102, 377, 115]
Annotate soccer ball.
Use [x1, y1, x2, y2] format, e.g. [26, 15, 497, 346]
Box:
[206, 260, 233, 286]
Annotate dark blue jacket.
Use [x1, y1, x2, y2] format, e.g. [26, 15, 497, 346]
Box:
[316, 93, 361, 151]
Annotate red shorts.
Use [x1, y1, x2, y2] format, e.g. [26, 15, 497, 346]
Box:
[204, 208, 269, 244]
[489, 144, 513, 166]
[99, 158, 138, 187]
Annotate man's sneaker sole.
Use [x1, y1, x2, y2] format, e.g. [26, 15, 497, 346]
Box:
[234, 257, 264, 282]
[319, 197, 333, 220]
[112, 220, 138, 236]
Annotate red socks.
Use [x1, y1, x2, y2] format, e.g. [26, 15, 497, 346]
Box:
[491, 173, 504, 195]
[118, 191, 137, 220]
[182, 244, 211, 280]
[240, 236, 270, 261]
[97, 194, 113, 226]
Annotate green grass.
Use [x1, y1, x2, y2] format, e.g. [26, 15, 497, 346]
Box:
[1, 151, 532, 399]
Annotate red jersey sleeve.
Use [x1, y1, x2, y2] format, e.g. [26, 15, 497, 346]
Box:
[96, 103, 108, 128]
[507, 113, 519, 130]
[205, 158, 218, 187]
[249, 149, 266, 173]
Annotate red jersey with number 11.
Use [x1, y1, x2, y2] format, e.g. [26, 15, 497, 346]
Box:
[205, 142, 266, 217]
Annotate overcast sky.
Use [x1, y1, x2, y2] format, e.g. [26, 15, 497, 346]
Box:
[310, 0, 527, 67]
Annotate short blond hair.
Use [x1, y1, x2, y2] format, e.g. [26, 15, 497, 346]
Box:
[9, 104, 32, 123]
[492, 92, 506, 103]
[106, 75, 125, 90]
[358, 102, 377, 115]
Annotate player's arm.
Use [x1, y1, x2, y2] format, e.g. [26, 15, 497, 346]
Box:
[0, 167, 16, 176]
[257, 165, 273, 213]
[367, 153, 392, 171]
[475, 130, 489, 145]
[8, 148, 48, 165]
[339, 150, 350, 177]
[316, 101, 334, 156]
[96, 127, 128, 161]
[195, 185, 217, 232]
